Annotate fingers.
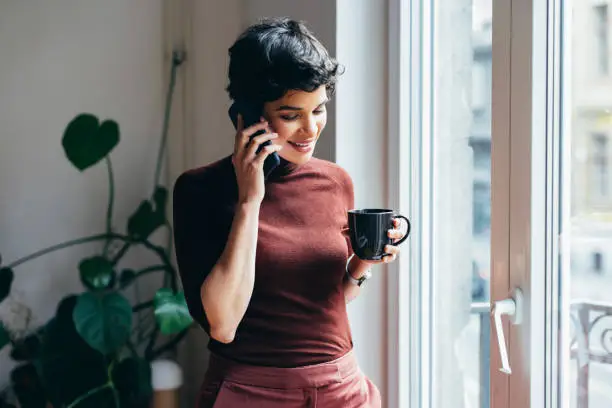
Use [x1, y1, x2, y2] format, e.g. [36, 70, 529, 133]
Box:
[387, 228, 404, 240]
[234, 117, 273, 158]
[340, 227, 350, 238]
[383, 245, 400, 263]
[245, 132, 279, 158]
[254, 143, 283, 165]
[238, 118, 269, 141]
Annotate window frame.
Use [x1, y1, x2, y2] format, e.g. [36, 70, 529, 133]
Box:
[387, 0, 514, 406]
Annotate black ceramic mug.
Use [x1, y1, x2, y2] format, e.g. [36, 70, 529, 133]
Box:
[347, 209, 411, 260]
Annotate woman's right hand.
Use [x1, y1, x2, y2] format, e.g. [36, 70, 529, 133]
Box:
[231, 115, 282, 205]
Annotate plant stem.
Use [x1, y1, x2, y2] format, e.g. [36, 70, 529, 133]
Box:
[164, 223, 174, 288]
[153, 51, 182, 191]
[138, 265, 171, 278]
[145, 326, 160, 360]
[66, 383, 112, 408]
[111, 384, 120, 408]
[126, 339, 138, 357]
[132, 299, 154, 313]
[6, 234, 111, 269]
[103, 157, 116, 257]
[6, 233, 175, 278]
[151, 327, 191, 360]
[134, 312, 157, 345]
[111, 242, 130, 265]
[107, 360, 120, 408]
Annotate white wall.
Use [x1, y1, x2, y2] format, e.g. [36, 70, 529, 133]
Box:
[0, 0, 164, 390]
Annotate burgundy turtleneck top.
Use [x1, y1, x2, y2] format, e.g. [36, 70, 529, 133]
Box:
[172, 154, 356, 367]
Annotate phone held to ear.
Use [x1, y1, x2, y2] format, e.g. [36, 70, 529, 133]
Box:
[229, 101, 280, 178]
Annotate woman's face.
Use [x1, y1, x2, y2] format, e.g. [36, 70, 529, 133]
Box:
[262, 85, 328, 165]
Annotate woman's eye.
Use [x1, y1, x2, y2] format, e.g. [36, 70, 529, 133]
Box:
[280, 109, 325, 121]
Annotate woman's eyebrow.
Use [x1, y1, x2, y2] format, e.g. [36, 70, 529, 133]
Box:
[276, 100, 329, 111]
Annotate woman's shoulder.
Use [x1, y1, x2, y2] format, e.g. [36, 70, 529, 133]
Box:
[173, 155, 236, 205]
[308, 157, 354, 195]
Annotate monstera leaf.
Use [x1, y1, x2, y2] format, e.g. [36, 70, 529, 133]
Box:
[127, 186, 168, 240]
[0, 267, 13, 303]
[153, 289, 192, 334]
[62, 113, 119, 171]
[79, 256, 115, 290]
[40, 295, 110, 407]
[73, 292, 132, 355]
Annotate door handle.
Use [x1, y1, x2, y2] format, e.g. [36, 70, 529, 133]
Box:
[492, 288, 523, 374]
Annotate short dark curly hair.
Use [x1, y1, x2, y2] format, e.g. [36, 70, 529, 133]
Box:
[226, 17, 343, 106]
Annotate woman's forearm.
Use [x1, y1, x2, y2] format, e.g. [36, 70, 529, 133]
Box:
[200, 201, 260, 343]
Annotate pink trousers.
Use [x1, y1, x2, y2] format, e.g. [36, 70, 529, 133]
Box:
[197, 349, 382, 407]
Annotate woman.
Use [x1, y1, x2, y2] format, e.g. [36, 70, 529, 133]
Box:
[172, 17, 405, 407]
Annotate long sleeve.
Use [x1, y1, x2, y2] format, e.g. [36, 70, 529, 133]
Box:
[172, 171, 227, 334]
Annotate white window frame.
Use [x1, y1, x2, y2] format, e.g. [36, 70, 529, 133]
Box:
[386, 0, 430, 406]
[385, 0, 530, 406]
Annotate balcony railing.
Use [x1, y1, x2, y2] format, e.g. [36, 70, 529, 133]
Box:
[470, 300, 612, 408]
[470, 302, 490, 408]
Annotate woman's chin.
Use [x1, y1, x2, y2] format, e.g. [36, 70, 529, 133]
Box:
[279, 149, 314, 165]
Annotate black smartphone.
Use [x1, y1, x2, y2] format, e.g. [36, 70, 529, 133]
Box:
[228, 101, 280, 178]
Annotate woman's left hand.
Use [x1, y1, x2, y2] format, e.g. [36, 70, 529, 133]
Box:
[357, 218, 405, 265]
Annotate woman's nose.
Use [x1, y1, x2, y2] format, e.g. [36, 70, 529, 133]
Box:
[303, 117, 318, 137]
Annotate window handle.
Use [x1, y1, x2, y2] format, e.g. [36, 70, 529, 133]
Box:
[492, 288, 523, 374]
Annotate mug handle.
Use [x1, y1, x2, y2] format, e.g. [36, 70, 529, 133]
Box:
[391, 215, 411, 246]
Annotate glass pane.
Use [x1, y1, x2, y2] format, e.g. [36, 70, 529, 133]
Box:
[431, 0, 492, 406]
[564, 1, 612, 407]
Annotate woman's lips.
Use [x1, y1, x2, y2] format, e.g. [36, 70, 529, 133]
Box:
[287, 139, 315, 153]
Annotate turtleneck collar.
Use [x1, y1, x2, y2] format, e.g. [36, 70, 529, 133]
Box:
[266, 155, 303, 180]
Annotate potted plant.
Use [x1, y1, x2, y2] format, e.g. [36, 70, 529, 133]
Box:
[0, 52, 191, 408]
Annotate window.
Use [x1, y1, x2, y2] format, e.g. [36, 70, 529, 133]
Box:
[471, 139, 491, 172]
[595, 4, 609, 76]
[473, 181, 491, 235]
[592, 251, 604, 273]
[390, 0, 612, 406]
[472, 63, 487, 115]
[591, 133, 609, 198]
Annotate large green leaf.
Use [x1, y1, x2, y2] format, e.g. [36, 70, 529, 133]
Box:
[73, 292, 132, 355]
[127, 186, 168, 240]
[0, 322, 9, 351]
[62, 113, 119, 171]
[79, 256, 115, 290]
[0, 267, 14, 303]
[113, 357, 152, 408]
[153, 289, 192, 334]
[39, 295, 110, 407]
